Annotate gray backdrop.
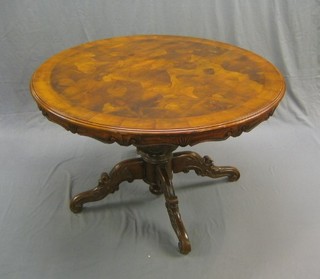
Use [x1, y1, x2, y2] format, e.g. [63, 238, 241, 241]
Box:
[1, 1, 320, 278]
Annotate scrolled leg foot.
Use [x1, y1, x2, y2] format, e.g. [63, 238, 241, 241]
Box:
[70, 172, 112, 213]
[156, 164, 191, 255]
[178, 239, 191, 255]
[70, 158, 145, 213]
[172, 151, 240, 182]
[70, 198, 84, 213]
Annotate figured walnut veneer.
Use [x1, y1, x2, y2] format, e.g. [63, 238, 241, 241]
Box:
[30, 35, 285, 146]
[30, 35, 285, 254]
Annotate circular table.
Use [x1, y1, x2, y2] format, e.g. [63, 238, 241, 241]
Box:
[30, 35, 285, 254]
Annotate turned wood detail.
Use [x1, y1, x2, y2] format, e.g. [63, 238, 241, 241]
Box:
[69, 146, 239, 254]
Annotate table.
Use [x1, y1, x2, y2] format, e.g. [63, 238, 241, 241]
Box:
[30, 35, 285, 254]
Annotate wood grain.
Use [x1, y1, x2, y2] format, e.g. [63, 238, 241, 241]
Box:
[30, 35, 285, 146]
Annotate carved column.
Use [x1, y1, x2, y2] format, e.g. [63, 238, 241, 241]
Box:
[137, 145, 191, 254]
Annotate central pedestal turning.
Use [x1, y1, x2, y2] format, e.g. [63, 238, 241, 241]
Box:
[70, 145, 240, 254]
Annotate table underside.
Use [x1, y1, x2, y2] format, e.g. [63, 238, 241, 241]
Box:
[70, 144, 240, 254]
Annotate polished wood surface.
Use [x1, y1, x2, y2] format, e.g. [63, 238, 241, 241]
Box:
[30, 35, 285, 254]
[30, 35, 285, 146]
[68, 145, 240, 254]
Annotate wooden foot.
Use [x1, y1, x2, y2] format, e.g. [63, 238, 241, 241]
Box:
[156, 164, 191, 254]
[70, 158, 145, 213]
[172, 151, 240, 182]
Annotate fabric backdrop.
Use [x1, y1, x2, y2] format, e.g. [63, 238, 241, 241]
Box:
[1, 1, 319, 278]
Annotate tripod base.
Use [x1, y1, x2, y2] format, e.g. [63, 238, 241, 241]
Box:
[70, 145, 240, 254]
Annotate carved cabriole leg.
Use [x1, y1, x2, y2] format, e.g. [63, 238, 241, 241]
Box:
[69, 146, 239, 254]
[137, 145, 191, 254]
[70, 158, 145, 213]
[172, 151, 240, 182]
[156, 164, 191, 254]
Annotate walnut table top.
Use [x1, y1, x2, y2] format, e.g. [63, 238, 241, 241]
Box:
[30, 35, 285, 147]
[30, 35, 285, 255]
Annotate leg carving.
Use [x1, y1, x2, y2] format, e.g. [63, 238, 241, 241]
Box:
[69, 146, 239, 254]
[172, 151, 240, 182]
[70, 158, 145, 213]
[156, 164, 191, 254]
